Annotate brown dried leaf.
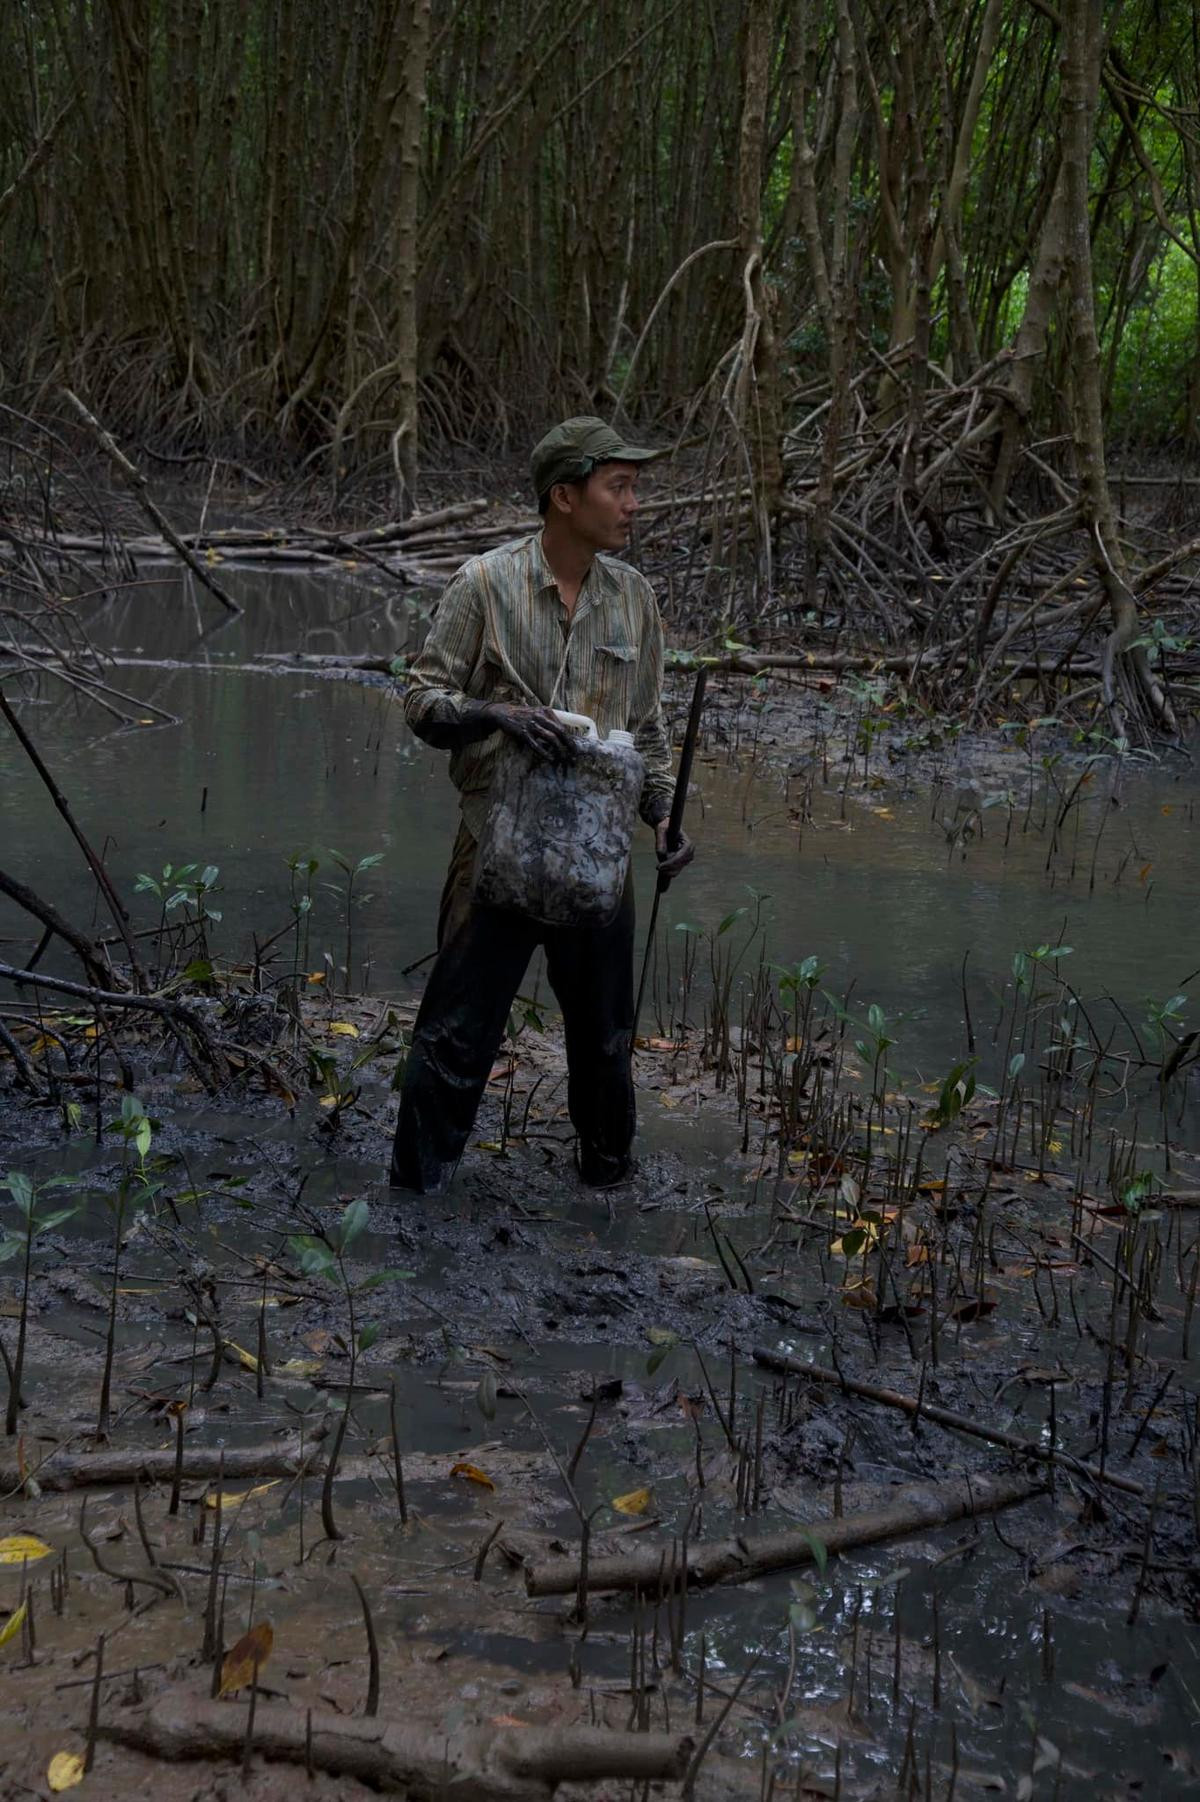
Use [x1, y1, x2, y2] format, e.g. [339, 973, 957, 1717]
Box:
[219, 1620, 274, 1695]
[449, 1461, 495, 1490]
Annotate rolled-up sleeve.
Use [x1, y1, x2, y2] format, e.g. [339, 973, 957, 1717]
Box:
[403, 571, 486, 750]
[630, 588, 675, 825]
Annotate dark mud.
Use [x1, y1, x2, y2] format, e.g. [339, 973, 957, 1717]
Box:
[1, 952, 1198, 1801]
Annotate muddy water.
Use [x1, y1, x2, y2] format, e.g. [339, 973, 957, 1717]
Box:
[3, 566, 1200, 1797]
[4, 568, 1199, 1084]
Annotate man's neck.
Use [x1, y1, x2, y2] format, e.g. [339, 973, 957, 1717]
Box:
[540, 523, 595, 619]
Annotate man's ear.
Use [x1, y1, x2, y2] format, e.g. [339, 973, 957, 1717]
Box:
[548, 480, 573, 516]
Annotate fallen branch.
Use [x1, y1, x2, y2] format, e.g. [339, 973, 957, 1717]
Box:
[752, 1347, 1147, 1497]
[0, 863, 116, 985]
[523, 1470, 1042, 1597]
[0, 1433, 326, 1494]
[0, 1432, 548, 1495]
[102, 1693, 693, 1798]
[0, 961, 226, 1085]
[0, 689, 146, 980]
[62, 389, 242, 617]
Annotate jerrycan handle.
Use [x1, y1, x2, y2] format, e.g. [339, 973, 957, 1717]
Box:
[551, 710, 598, 739]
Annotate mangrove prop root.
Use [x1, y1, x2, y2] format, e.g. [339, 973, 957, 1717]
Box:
[752, 1346, 1148, 1498]
[101, 1693, 693, 1799]
[523, 1471, 1044, 1598]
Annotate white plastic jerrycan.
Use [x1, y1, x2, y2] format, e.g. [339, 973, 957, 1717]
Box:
[472, 711, 645, 927]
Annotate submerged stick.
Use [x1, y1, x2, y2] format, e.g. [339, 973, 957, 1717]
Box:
[753, 1346, 1148, 1497]
[524, 1471, 1043, 1597]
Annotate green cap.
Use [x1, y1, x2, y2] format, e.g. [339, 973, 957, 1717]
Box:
[530, 416, 659, 501]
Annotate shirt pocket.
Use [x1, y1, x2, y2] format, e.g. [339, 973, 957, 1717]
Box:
[595, 641, 640, 720]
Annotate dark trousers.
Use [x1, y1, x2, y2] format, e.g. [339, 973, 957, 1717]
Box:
[390, 825, 636, 1192]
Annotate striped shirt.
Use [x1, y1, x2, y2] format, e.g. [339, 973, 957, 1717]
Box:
[404, 532, 675, 838]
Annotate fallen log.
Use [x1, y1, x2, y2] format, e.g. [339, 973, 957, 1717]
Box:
[101, 1693, 692, 1798]
[523, 1470, 1043, 1597]
[0, 1432, 325, 1494]
[752, 1347, 1147, 1498]
[0, 1433, 552, 1495]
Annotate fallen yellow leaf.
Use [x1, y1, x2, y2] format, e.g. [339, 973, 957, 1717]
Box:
[47, 1751, 85, 1792]
[225, 1339, 259, 1372]
[830, 1217, 881, 1257]
[449, 1461, 495, 1490]
[219, 1620, 274, 1695]
[329, 1021, 360, 1038]
[612, 1487, 652, 1516]
[0, 1533, 53, 1565]
[0, 1599, 27, 1649]
[307, 971, 326, 984]
[205, 1480, 280, 1510]
[275, 1358, 323, 1379]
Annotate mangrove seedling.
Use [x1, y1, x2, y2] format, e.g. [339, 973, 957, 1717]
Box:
[0, 1172, 80, 1434]
[97, 1096, 163, 1439]
[285, 850, 321, 983]
[288, 1199, 411, 1540]
[323, 849, 384, 992]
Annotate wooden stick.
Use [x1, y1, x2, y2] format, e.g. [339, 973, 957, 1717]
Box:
[62, 390, 242, 616]
[0, 1431, 326, 1494]
[0, 691, 144, 979]
[102, 1695, 693, 1798]
[523, 1471, 1043, 1597]
[752, 1346, 1148, 1497]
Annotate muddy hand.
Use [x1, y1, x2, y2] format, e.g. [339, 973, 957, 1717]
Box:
[655, 822, 695, 883]
[483, 702, 578, 761]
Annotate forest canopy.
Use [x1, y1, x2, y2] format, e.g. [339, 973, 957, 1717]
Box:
[0, 0, 1197, 471]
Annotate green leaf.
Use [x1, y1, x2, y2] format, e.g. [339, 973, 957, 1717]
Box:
[3, 1173, 33, 1216]
[339, 1197, 369, 1250]
[356, 1266, 415, 1292]
[797, 1528, 828, 1573]
[787, 1579, 820, 1633]
[476, 1370, 497, 1421]
[357, 1321, 380, 1352]
[289, 1234, 335, 1279]
[0, 1237, 23, 1263]
[36, 1207, 80, 1234]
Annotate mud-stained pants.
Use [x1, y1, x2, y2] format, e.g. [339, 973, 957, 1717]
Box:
[390, 824, 636, 1192]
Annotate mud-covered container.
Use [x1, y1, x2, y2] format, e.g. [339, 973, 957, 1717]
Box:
[473, 713, 644, 927]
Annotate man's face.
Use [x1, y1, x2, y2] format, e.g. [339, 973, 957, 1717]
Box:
[554, 460, 642, 551]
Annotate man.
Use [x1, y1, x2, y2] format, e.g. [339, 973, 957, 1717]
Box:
[390, 416, 694, 1194]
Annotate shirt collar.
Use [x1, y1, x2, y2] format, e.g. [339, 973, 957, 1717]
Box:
[528, 532, 614, 604]
[528, 532, 559, 593]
